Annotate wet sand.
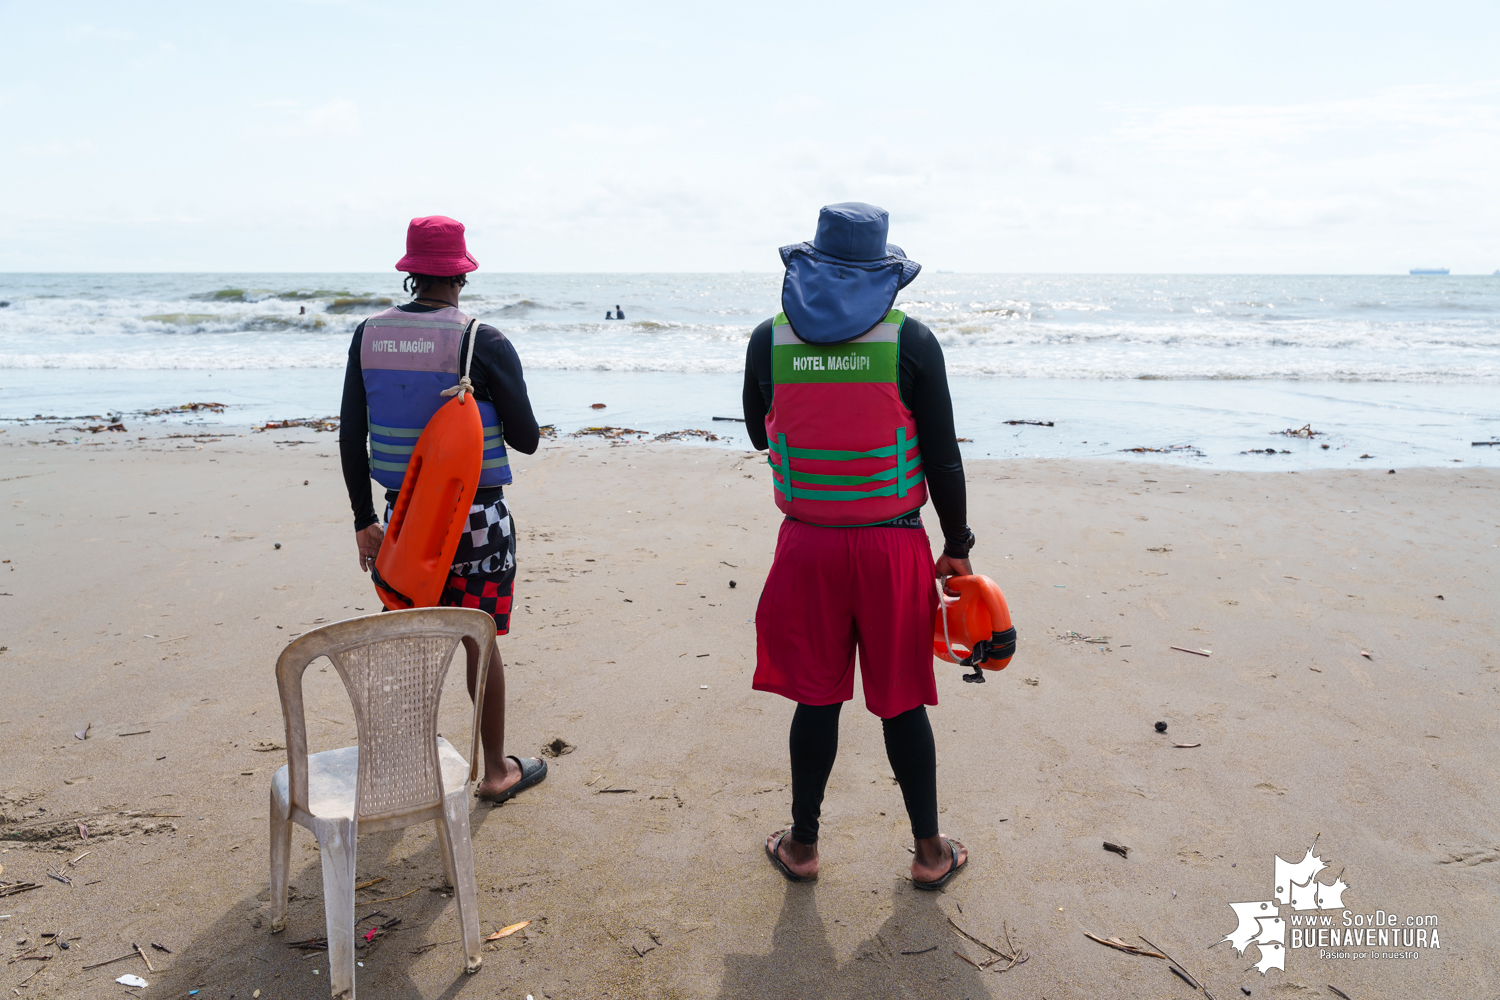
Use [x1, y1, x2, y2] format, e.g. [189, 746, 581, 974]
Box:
[1, 422, 1496, 998]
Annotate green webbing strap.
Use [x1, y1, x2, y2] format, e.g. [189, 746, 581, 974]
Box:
[896, 426, 912, 498]
[370, 440, 414, 456]
[370, 457, 409, 472]
[767, 470, 926, 502]
[481, 456, 510, 470]
[368, 420, 423, 438]
[768, 423, 924, 501]
[773, 435, 793, 502]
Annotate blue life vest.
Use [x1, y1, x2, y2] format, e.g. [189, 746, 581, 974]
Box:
[359, 305, 511, 491]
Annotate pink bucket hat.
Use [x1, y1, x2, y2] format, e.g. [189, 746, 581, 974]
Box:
[395, 216, 478, 275]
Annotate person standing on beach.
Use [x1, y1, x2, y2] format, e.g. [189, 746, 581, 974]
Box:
[744, 202, 975, 888]
[338, 215, 548, 803]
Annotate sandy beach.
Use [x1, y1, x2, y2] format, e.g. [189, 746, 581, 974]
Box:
[1, 421, 1496, 999]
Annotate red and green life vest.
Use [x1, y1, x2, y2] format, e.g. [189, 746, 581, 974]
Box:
[765, 309, 927, 526]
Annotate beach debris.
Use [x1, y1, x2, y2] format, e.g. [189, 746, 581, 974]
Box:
[570, 426, 648, 441]
[46, 867, 72, 885]
[133, 942, 154, 971]
[286, 936, 329, 951]
[1140, 935, 1218, 1000]
[591, 403, 607, 409]
[252, 739, 286, 752]
[955, 437, 973, 442]
[729, 580, 737, 588]
[537, 424, 557, 438]
[1387, 469, 1395, 474]
[1322, 443, 1330, 449]
[1004, 419, 1053, 426]
[1360, 650, 1373, 659]
[1173, 742, 1201, 748]
[0, 882, 42, 899]
[119, 730, 151, 737]
[952, 950, 983, 970]
[74, 722, 91, 741]
[77, 824, 88, 842]
[149, 942, 171, 953]
[353, 877, 387, 892]
[1436, 594, 1444, 600]
[1241, 448, 1291, 455]
[1170, 646, 1211, 656]
[1146, 545, 1171, 553]
[541, 737, 575, 758]
[136, 402, 225, 416]
[1120, 444, 1204, 456]
[1328, 986, 1351, 1000]
[598, 787, 637, 794]
[485, 920, 531, 941]
[945, 917, 1028, 971]
[900, 945, 937, 955]
[83, 948, 148, 970]
[1470, 440, 1499, 446]
[116, 974, 148, 988]
[1058, 631, 1109, 645]
[1024, 677, 1038, 686]
[1276, 424, 1323, 438]
[274, 543, 282, 549]
[654, 429, 720, 442]
[255, 416, 339, 432]
[1084, 932, 1166, 959]
[1359, 453, 1373, 459]
[1103, 842, 1130, 858]
[712, 416, 746, 422]
[1155, 721, 1168, 732]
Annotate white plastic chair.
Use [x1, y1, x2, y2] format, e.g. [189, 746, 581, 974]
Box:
[268, 607, 494, 998]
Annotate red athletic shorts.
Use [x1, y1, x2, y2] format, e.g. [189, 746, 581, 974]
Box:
[753, 518, 939, 719]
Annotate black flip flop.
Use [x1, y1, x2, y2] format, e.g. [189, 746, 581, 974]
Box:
[478, 755, 548, 804]
[912, 837, 967, 891]
[765, 829, 817, 883]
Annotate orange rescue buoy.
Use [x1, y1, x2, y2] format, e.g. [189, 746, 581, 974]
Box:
[370, 389, 483, 611]
[933, 574, 1016, 683]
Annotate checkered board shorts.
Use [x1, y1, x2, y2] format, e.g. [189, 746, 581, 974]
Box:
[384, 493, 517, 634]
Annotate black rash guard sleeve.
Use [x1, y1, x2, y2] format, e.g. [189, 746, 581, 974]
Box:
[338, 305, 542, 531]
[741, 315, 969, 550]
[339, 320, 378, 530]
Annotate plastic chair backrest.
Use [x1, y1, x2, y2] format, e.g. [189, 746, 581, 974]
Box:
[274, 608, 495, 823]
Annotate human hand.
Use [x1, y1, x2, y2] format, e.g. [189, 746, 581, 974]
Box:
[934, 554, 973, 594]
[356, 523, 385, 573]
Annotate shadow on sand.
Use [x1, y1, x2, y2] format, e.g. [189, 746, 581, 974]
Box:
[150, 807, 500, 1000]
[716, 880, 995, 1000]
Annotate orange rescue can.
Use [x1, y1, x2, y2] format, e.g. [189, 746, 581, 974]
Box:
[370, 390, 484, 610]
[933, 574, 1016, 678]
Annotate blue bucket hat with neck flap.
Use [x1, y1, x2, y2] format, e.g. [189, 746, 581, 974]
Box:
[779, 202, 921, 345]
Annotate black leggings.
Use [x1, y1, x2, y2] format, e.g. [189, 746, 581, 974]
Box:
[788, 702, 939, 845]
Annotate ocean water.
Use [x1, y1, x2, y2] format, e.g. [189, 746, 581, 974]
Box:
[2, 272, 1498, 469]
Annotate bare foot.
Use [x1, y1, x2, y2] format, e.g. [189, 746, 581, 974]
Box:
[767, 829, 819, 879]
[912, 835, 967, 885]
[473, 756, 524, 800]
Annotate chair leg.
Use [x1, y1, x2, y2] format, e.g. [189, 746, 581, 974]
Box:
[315, 817, 359, 998]
[436, 811, 458, 891]
[269, 788, 293, 933]
[442, 789, 483, 973]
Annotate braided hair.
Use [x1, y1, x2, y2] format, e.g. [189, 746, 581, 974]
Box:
[403, 273, 468, 298]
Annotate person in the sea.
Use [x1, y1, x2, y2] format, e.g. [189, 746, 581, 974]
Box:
[614, 304, 625, 320]
[743, 202, 975, 888]
[338, 215, 548, 803]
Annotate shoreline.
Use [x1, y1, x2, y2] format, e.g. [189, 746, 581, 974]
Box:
[1, 432, 1496, 997]
[3, 371, 1498, 471]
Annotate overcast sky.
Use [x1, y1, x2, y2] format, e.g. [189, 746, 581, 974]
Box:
[3, 0, 1499, 273]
